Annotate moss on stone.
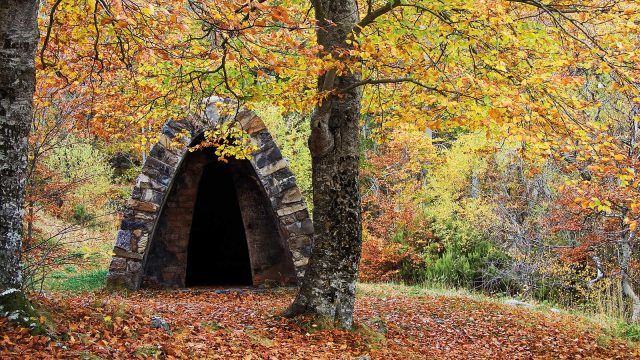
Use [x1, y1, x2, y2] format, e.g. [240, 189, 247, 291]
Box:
[0, 289, 48, 335]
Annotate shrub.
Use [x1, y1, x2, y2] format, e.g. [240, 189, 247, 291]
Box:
[359, 231, 423, 283]
[424, 238, 510, 289]
[43, 140, 114, 219]
[71, 204, 96, 225]
[399, 217, 513, 292]
[619, 323, 640, 342]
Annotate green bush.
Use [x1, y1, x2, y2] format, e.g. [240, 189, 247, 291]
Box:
[398, 217, 513, 292]
[71, 204, 96, 225]
[43, 140, 114, 218]
[425, 238, 498, 288]
[618, 323, 640, 342]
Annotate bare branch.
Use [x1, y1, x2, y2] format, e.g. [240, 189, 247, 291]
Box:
[587, 254, 605, 288]
[337, 76, 481, 101]
[40, 0, 64, 68]
[354, 0, 402, 37]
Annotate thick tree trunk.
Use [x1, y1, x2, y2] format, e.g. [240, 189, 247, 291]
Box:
[285, 0, 362, 329]
[626, 106, 640, 324]
[621, 232, 640, 324]
[0, 0, 39, 314]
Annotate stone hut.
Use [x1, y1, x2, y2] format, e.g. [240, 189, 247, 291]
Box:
[106, 100, 313, 289]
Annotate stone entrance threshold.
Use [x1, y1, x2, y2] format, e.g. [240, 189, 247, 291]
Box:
[176, 286, 296, 294]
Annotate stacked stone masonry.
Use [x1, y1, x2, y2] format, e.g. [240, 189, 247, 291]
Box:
[106, 101, 313, 289]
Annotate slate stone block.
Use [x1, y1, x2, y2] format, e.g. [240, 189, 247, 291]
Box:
[285, 222, 302, 234]
[128, 260, 142, 273]
[137, 235, 149, 254]
[115, 230, 131, 250]
[161, 123, 177, 137]
[273, 167, 294, 182]
[149, 143, 166, 159]
[109, 257, 127, 271]
[278, 176, 297, 192]
[277, 202, 307, 216]
[281, 187, 303, 205]
[114, 247, 144, 260]
[121, 218, 149, 231]
[137, 174, 168, 191]
[251, 130, 276, 152]
[142, 189, 164, 205]
[144, 171, 171, 187]
[254, 147, 283, 169]
[127, 199, 160, 213]
[166, 119, 190, 132]
[258, 159, 287, 177]
[150, 144, 181, 166]
[294, 210, 309, 221]
[300, 219, 314, 234]
[144, 157, 173, 176]
[131, 186, 142, 200]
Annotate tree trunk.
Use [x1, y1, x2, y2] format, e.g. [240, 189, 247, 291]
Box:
[623, 108, 640, 324]
[621, 232, 640, 324]
[0, 0, 39, 314]
[285, 0, 362, 328]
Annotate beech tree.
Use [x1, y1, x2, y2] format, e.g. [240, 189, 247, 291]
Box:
[0, 0, 40, 315]
[283, 0, 363, 328]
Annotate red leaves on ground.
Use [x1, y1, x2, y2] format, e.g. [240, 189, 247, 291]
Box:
[1, 288, 637, 359]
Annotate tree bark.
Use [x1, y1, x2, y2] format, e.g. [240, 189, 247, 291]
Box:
[623, 106, 640, 324]
[621, 232, 640, 324]
[285, 0, 363, 328]
[0, 0, 39, 314]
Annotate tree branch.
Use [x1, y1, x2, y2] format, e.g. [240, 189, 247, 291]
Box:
[353, 0, 401, 36]
[338, 77, 446, 95]
[587, 254, 605, 288]
[338, 76, 485, 101]
[40, 0, 64, 68]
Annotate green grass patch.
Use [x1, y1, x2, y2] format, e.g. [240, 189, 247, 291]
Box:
[354, 324, 387, 351]
[356, 282, 500, 303]
[202, 321, 225, 330]
[618, 323, 640, 342]
[133, 345, 163, 357]
[48, 269, 107, 292]
[77, 351, 107, 360]
[245, 330, 274, 347]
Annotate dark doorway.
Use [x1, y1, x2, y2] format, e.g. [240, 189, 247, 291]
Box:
[185, 158, 253, 286]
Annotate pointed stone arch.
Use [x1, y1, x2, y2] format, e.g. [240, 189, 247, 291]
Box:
[106, 101, 312, 289]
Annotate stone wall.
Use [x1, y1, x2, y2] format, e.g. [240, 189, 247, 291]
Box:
[106, 102, 313, 289]
[140, 148, 204, 288]
[231, 160, 297, 285]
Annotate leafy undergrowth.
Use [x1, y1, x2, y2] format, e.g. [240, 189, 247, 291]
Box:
[1, 286, 638, 359]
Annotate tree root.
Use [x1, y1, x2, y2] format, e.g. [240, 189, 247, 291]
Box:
[0, 289, 49, 335]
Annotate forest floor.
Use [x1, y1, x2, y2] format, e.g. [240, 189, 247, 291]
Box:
[1, 284, 639, 359]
